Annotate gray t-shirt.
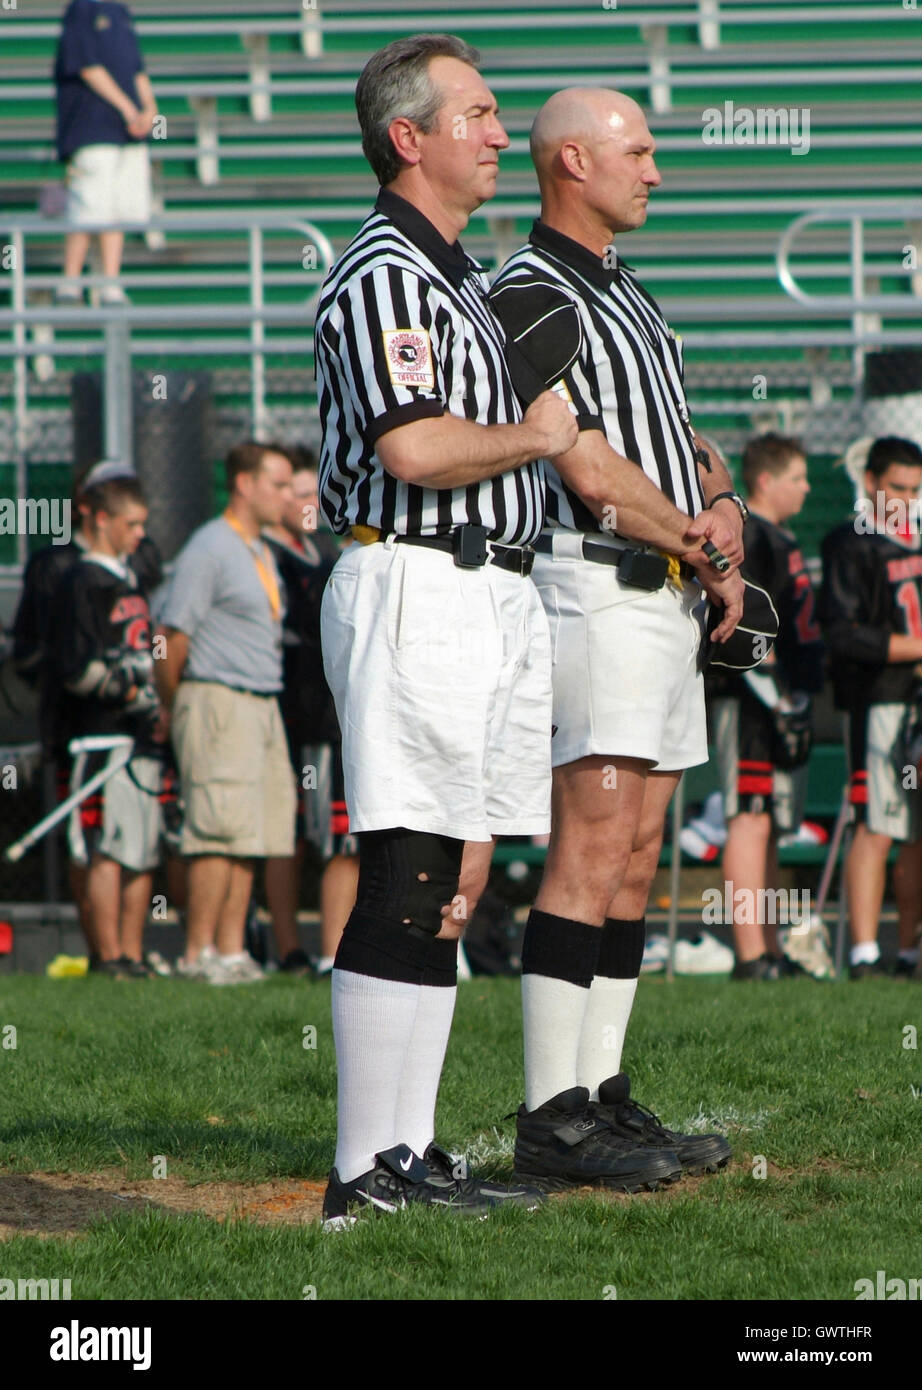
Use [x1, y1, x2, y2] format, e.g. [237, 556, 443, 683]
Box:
[159, 516, 284, 692]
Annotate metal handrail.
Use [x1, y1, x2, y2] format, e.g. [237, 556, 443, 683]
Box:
[777, 202, 922, 311]
[776, 201, 922, 389]
[0, 213, 334, 567]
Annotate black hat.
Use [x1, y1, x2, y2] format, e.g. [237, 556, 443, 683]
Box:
[699, 578, 779, 672]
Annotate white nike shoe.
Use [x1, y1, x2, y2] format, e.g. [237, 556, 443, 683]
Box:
[673, 932, 735, 976]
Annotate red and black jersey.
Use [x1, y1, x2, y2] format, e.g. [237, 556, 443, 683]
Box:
[47, 554, 156, 747]
[819, 520, 922, 709]
[743, 512, 824, 694]
[13, 534, 161, 753]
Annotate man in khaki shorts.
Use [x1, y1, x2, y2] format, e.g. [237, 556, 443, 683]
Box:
[155, 441, 297, 985]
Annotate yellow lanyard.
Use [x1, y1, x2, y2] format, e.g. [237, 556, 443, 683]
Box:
[223, 512, 281, 622]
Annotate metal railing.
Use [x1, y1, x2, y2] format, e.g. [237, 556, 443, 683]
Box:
[0, 212, 334, 566]
[776, 199, 922, 386]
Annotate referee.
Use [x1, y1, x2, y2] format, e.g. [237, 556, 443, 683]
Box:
[313, 34, 577, 1224]
[490, 89, 742, 1188]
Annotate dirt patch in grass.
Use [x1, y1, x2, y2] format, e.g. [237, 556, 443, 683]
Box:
[0, 1155, 865, 1239]
[0, 1170, 326, 1239]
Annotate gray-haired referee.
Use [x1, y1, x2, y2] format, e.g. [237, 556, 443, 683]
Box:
[313, 34, 577, 1225]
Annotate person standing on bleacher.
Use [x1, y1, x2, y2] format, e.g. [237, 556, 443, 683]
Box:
[819, 436, 922, 980]
[709, 434, 825, 980]
[54, 0, 157, 305]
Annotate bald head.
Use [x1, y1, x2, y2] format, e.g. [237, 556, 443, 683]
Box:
[528, 87, 660, 246]
[530, 88, 646, 180]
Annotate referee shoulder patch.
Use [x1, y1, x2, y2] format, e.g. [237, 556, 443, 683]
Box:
[381, 329, 434, 389]
[490, 278, 582, 388]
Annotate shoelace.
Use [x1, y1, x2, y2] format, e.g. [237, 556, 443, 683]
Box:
[612, 1098, 674, 1141]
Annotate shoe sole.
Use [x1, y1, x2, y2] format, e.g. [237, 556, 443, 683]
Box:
[680, 1154, 732, 1177]
[513, 1166, 683, 1194]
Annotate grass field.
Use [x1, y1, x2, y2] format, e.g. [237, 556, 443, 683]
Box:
[1, 971, 920, 1302]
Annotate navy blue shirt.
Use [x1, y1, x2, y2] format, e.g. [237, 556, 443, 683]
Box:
[55, 0, 146, 161]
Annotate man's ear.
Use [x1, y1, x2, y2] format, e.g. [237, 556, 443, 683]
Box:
[558, 139, 588, 181]
[388, 116, 422, 169]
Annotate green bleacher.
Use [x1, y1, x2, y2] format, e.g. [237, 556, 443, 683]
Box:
[1, 0, 920, 563]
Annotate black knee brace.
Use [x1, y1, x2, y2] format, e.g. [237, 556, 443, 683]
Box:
[355, 828, 463, 936]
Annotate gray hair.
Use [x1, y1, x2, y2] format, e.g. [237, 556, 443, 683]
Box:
[355, 33, 481, 186]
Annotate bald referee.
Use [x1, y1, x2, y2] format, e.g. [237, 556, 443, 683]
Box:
[313, 35, 578, 1224]
[491, 89, 742, 1188]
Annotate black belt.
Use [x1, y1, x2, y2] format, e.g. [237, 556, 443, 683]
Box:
[392, 526, 535, 577]
[182, 678, 277, 699]
[533, 533, 685, 592]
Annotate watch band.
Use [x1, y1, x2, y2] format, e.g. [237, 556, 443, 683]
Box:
[711, 491, 749, 523]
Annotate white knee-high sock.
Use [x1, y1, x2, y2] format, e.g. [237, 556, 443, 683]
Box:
[577, 977, 639, 1100]
[332, 969, 420, 1181]
[393, 983, 457, 1157]
[521, 909, 602, 1112]
[577, 917, 646, 1101]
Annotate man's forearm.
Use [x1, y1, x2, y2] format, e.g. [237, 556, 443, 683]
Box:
[79, 65, 138, 122]
[153, 627, 188, 709]
[134, 72, 157, 115]
[376, 403, 566, 489]
[551, 429, 698, 551]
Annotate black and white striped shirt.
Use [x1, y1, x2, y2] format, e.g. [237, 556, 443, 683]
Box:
[314, 189, 545, 546]
[490, 221, 705, 535]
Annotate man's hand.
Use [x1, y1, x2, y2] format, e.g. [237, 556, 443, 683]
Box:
[126, 109, 155, 139]
[682, 505, 744, 569]
[523, 389, 578, 459]
[699, 567, 744, 643]
[151, 706, 170, 745]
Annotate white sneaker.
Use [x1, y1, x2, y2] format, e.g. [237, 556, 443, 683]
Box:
[640, 933, 671, 974]
[673, 932, 735, 976]
[208, 952, 266, 986]
[99, 284, 129, 306]
[175, 945, 220, 980]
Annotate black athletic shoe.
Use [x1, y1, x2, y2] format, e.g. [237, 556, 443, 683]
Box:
[95, 958, 132, 980]
[731, 953, 781, 981]
[893, 957, 917, 979]
[279, 948, 313, 977]
[119, 955, 156, 979]
[593, 1073, 731, 1176]
[849, 958, 889, 980]
[423, 1142, 544, 1211]
[321, 1143, 537, 1228]
[513, 1085, 683, 1192]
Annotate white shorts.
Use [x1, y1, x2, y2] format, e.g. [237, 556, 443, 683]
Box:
[847, 704, 921, 842]
[66, 142, 152, 226]
[532, 529, 709, 771]
[320, 538, 553, 842]
[68, 752, 163, 872]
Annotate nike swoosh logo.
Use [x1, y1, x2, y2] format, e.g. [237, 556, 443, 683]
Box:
[399, 1155, 413, 1171]
[356, 1190, 403, 1212]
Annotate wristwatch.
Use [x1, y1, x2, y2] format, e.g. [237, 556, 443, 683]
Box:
[711, 491, 750, 524]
